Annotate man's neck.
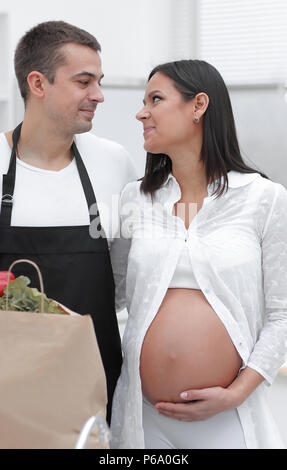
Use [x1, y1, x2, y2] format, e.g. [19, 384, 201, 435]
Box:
[5, 115, 75, 171]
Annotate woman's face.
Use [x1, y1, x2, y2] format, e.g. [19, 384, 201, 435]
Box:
[136, 72, 198, 155]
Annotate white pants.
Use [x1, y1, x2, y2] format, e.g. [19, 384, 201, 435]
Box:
[142, 397, 247, 449]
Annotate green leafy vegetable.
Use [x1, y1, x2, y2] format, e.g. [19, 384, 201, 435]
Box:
[0, 276, 67, 314]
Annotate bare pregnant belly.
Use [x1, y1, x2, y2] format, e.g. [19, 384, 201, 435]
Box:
[140, 289, 242, 405]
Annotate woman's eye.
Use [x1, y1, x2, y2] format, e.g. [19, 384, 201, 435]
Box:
[152, 95, 161, 103]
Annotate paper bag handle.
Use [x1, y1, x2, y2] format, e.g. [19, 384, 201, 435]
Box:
[6, 259, 45, 313]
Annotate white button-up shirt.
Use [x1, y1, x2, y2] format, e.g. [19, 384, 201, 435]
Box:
[111, 170, 287, 449]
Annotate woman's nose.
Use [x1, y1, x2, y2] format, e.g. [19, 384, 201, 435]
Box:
[136, 106, 150, 121]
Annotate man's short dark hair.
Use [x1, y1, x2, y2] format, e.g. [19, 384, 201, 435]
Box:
[14, 20, 101, 103]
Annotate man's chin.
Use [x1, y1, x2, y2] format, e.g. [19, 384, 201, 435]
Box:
[73, 120, 93, 134]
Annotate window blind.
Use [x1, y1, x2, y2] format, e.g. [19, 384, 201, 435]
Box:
[199, 0, 287, 85]
[169, 0, 197, 59]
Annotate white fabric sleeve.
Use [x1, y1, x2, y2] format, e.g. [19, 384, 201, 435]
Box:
[110, 235, 131, 313]
[109, 180, 137, 313]
[247, 183, 287, 384]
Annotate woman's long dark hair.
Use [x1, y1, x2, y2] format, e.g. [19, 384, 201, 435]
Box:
[140, 60, 267, 199]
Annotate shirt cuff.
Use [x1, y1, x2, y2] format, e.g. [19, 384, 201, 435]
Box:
[245, 361, 275, 386]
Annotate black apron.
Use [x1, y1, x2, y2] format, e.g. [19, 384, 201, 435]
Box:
[0, 123, 122, 423]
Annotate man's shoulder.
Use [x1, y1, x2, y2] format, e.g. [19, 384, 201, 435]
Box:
[0, 132, 10, 149]
[75, 132, 130, 160]
[75, 132, 138, 188]
[0, 132, 12, 172]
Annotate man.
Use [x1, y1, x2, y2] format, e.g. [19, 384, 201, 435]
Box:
[0, 21, 137, 424]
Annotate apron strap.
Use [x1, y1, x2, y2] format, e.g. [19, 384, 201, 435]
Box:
[0, 123, 21, 226]
[72, 141, 100, 224]
[0, 123, 101, 227]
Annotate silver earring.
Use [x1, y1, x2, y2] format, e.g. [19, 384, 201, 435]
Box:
[194, 116, 200, 123]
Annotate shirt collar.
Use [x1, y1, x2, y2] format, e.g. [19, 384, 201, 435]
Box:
[164, 170, 260, 190]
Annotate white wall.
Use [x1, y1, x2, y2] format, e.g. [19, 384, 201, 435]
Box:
[230, 87, 287, 187]
[268, 375, 287, 448]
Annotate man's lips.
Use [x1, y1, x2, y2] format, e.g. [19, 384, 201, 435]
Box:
[143, 126, 155, 136]
[80, 109, 95, 118]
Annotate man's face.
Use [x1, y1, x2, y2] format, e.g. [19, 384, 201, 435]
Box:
[43, 43, 104, 135]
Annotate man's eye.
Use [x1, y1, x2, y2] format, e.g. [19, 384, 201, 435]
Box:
[79, 80, 89, 85]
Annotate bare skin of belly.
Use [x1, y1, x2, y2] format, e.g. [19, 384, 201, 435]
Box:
[140, 289, 242, 405]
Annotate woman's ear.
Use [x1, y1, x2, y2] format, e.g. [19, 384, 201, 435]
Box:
[194, 92, 209, 118]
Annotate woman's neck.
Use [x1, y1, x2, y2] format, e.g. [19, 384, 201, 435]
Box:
[169, 148, 208, 199]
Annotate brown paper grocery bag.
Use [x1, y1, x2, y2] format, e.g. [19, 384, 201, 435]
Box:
[0, 259, 109, 449]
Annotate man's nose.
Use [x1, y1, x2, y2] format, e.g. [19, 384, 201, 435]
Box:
[89, 83, 104, 103]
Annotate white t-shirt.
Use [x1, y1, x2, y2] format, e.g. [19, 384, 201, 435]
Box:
[0, 132, 136, 234]
[0, 131, 138, 311]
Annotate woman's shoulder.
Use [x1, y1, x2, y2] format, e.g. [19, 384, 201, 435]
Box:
[251, 173, 287, 201]
[247, 174, 287, 231]
[229, 170, 287, 201]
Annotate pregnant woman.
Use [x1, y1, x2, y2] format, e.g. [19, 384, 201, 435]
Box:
[110, 60, 287, 449]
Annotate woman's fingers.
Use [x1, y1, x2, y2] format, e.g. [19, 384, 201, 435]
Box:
[154, 400, 205, 421]
[154, 387, 229, 421]
[180, 388, 209, 401]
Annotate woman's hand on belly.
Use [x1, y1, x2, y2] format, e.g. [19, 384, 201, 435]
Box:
[154, 367, 265, 421]
[154, 386, 237, 421]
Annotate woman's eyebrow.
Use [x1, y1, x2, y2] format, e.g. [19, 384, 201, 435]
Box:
[143, 89, 163, 105]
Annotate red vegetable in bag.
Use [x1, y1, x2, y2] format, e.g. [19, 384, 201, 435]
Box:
[0, 272, 15, 296]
